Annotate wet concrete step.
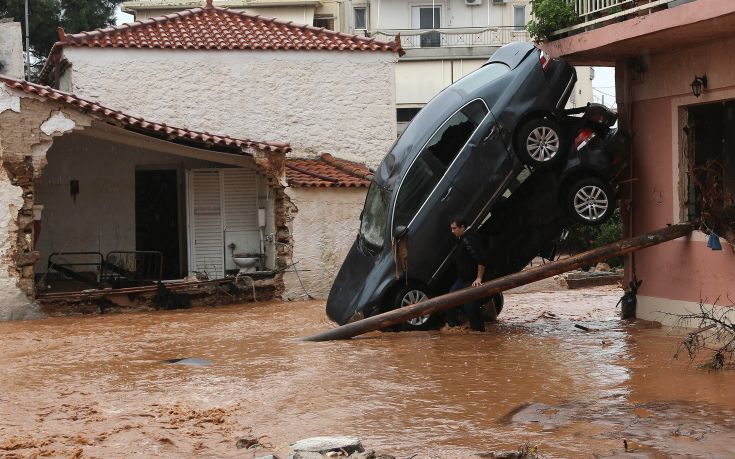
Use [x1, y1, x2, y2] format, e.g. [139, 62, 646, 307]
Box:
[564, 272, 623, 289]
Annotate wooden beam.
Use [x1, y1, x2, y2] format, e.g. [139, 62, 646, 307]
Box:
[302, 223, 695, 342]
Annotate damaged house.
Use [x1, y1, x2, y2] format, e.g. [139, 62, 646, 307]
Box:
[0, 75, 290, 319]
[0, 1, 402, 317]
[543, 0, 735, 325]
[36, 1, 402, 301]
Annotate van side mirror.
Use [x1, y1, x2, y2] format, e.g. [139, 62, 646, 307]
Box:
[393, 225, 408, 239]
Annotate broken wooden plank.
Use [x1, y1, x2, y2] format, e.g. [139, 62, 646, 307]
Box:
[302, 223, 695, 342]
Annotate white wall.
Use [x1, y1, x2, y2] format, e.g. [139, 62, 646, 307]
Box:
[34, 133, 259, 274]
[0, 21, 23, 80]
[63, 48, 397, 168]
[568, 66, 594, 108]
[132, 5, 315, 24]
[396, 58, 484, 105]
[397, 61, 594, 108]
[283, 187, 365, 299]
[372, 0, 530, 30]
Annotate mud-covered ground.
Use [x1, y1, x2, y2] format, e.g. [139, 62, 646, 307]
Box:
[1, 285, 734, 458]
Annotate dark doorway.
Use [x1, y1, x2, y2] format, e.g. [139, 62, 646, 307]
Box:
[685, 101, 735, 222]
[135, 169, 180, 279]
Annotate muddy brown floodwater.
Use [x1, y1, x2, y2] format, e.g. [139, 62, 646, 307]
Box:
[1, 285, 735, 458]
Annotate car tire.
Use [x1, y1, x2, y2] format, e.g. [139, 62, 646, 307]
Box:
[565, 177, 615, 225]
[392, 284, 443, 331]
[515, 117, 565, 167]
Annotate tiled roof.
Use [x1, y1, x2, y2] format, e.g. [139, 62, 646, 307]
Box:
[53, 4, 403, 53]
[0, 75, 290, 155]
[286, 153, 373, 188]
[40, 4, 402, 83]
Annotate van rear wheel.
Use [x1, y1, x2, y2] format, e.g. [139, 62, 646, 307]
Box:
[392, 284, 444, 331]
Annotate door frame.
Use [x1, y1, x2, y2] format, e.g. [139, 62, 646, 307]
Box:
[135, 164, 186, 278]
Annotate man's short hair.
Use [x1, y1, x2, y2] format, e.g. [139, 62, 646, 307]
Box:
[450, 215, 467, 227]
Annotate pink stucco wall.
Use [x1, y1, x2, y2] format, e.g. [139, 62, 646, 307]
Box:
[623, 36, 735, 311]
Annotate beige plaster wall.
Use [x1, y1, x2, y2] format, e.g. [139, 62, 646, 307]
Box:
[63, 48, 398, 168]
[282, 187, 365, 299]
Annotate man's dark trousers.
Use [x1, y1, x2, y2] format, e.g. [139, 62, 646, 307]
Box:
[445, 278, 485, 332]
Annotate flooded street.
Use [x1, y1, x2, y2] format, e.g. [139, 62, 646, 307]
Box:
[2, 285, 735, 458]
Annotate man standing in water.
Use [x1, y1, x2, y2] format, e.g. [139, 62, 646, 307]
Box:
[446, 216, 487, 332]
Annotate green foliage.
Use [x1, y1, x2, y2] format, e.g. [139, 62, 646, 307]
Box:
[0, 0, 122, 80]
[565, 209, 624, 267]
[526, 0, 578, 42]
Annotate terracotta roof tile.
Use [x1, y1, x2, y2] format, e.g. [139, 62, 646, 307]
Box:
[55, 6, 402, 53]
[40, 6, 402, 83]
[0, 75, 290, 156]
[286, 153, 373, 188]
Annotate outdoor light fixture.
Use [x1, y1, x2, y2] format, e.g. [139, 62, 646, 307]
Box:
[691, 74, 707, 98]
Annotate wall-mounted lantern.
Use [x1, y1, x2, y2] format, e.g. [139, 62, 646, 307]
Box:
[691, 74, 707, 98]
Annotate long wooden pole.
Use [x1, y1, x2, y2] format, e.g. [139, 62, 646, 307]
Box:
[302, 223, 694, 342]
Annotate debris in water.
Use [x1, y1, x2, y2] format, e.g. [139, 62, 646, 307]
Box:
[290, 436, 364, 457]
[236, 436, 260, 449]
[163, 357, 213, 366]
[477, 442, 540, 458]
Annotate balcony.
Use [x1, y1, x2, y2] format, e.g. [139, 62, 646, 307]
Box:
[374, 27, 530, 59]
[550, 0, 695, 39]
[542, 0, 735, 65]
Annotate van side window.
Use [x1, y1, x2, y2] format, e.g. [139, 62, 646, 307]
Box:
[394, 99, 489, 228]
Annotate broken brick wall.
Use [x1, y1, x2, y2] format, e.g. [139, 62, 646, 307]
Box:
[0, 88, 89, 319]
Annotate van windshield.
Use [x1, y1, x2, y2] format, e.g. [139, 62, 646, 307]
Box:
[358, 182, 391, 254]
[393, 99, 489, 229]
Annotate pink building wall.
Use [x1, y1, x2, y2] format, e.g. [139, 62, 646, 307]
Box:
[620, 36, 735, 322]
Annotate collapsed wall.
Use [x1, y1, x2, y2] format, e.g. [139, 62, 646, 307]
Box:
[0, 88, 88, 320]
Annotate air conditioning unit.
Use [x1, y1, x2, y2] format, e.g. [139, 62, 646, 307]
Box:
[465, 0, 483, 6]
[492, 0, 506, 3]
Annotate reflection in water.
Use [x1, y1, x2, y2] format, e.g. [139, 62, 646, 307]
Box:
[1, 287, 734, 458]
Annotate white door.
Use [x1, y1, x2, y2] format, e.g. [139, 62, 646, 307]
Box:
[187, 170, 225, 278]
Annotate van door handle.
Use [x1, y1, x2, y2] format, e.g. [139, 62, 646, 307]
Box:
[440, 186, 453, 202]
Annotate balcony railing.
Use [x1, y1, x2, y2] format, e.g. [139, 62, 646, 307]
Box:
[552, 0, 688, 37]
[374, 27, 530, 50]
